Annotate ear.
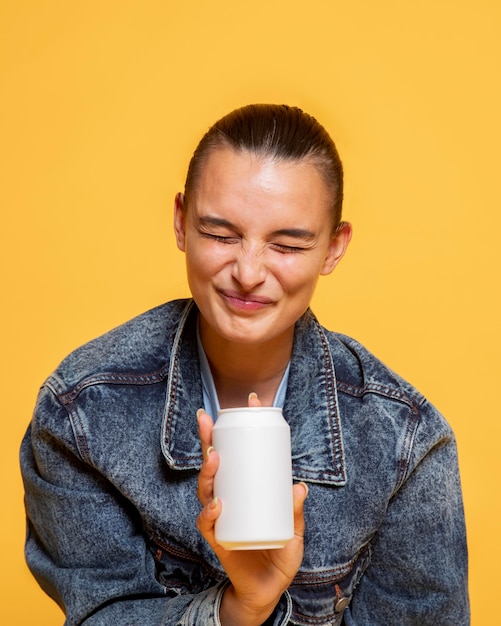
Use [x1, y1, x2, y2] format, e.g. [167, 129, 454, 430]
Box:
[173, 192, 187, 252]
[320, 222, 353, 276]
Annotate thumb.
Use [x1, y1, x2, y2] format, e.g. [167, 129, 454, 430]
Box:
[248, 391, 262, 407]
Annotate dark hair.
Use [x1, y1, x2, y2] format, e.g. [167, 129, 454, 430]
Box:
[184, 104, 344, 230]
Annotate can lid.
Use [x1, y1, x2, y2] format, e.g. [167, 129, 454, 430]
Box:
[218, 407, 283, 417]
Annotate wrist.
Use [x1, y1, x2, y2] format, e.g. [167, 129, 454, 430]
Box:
[219, 584, 277, 626]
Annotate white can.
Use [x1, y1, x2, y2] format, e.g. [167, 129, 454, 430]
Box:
[212, 407, 294, 550]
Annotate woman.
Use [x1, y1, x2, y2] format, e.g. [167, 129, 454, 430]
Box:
[21, 104, 469, 625]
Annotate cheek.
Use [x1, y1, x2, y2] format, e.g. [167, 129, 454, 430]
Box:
[270, 256, 322, 291]
[185, 243, 230, 280]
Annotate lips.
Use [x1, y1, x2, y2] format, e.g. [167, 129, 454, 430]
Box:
[220, 289, 273, 311]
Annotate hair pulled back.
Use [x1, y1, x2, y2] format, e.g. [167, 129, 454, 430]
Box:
[184, 104, 344, 230]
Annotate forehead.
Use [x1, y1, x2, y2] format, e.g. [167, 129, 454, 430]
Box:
[190, 148, 332, 219]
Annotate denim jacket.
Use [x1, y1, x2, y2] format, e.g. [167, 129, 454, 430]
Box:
[21, 299, 469, 625]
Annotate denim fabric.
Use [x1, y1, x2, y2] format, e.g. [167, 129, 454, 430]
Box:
[21, 299, 469, 625]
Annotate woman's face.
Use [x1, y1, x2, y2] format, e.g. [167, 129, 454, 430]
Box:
[174, 148, 351, 349]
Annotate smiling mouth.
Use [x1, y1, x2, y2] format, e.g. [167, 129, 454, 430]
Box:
[220, 290, 273, 310]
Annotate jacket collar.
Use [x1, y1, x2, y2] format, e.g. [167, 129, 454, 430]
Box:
[161, 301, 347, 486]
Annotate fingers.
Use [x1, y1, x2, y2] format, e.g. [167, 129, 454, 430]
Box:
[292, 482, 308, 539]
[196, 495, 222, 548]
[196, 408, 222, 548]
[197, 409, 219, 506]
[197, 408, 214, 458]
[197, 445, 219, 504]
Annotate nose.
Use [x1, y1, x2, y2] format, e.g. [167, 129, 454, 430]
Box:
[232, 244, 266, 290]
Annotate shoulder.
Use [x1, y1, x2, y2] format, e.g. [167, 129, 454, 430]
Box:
[311, 318, 454, 434]
[320, 327, 457, 482]
[297, 311, 424, 407]
[44, 299, 193, 396]
[327, 331, 424, 406]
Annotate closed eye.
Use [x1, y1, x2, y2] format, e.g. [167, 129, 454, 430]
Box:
[271, 243, 307, 253]
[202, 233, 238, 244]
[197, 216, 240, 243]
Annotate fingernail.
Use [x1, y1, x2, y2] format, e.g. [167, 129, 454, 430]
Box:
[248, 392, 258, 401]
[210, 496, 219, 509]
[196, 408, 205, 419]
[206, 445, 214, 459]
[299, 482, 309, 498]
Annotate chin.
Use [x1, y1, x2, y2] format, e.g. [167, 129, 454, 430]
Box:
[210, 318, 271, 345]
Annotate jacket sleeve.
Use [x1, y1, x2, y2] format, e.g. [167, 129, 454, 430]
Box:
[20, 385, 292, 626]
[344, 402, 469, 626]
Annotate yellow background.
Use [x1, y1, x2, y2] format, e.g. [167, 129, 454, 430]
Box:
[1, 1, 499, 623]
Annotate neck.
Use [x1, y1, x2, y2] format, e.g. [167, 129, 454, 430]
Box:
[199, 321, 294, 408]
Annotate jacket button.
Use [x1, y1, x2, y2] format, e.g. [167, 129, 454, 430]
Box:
[334, 596, 350, 612]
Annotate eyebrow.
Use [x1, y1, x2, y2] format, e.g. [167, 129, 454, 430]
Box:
[271, 227, 317, 240]
[198, 215, 317, 240]
[198, 216, 234, 229]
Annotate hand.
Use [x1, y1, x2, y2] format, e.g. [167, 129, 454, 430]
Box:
[196, 394, 308, 626]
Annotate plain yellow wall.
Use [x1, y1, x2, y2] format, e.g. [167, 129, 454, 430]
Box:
[1, 1, 499, 623]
